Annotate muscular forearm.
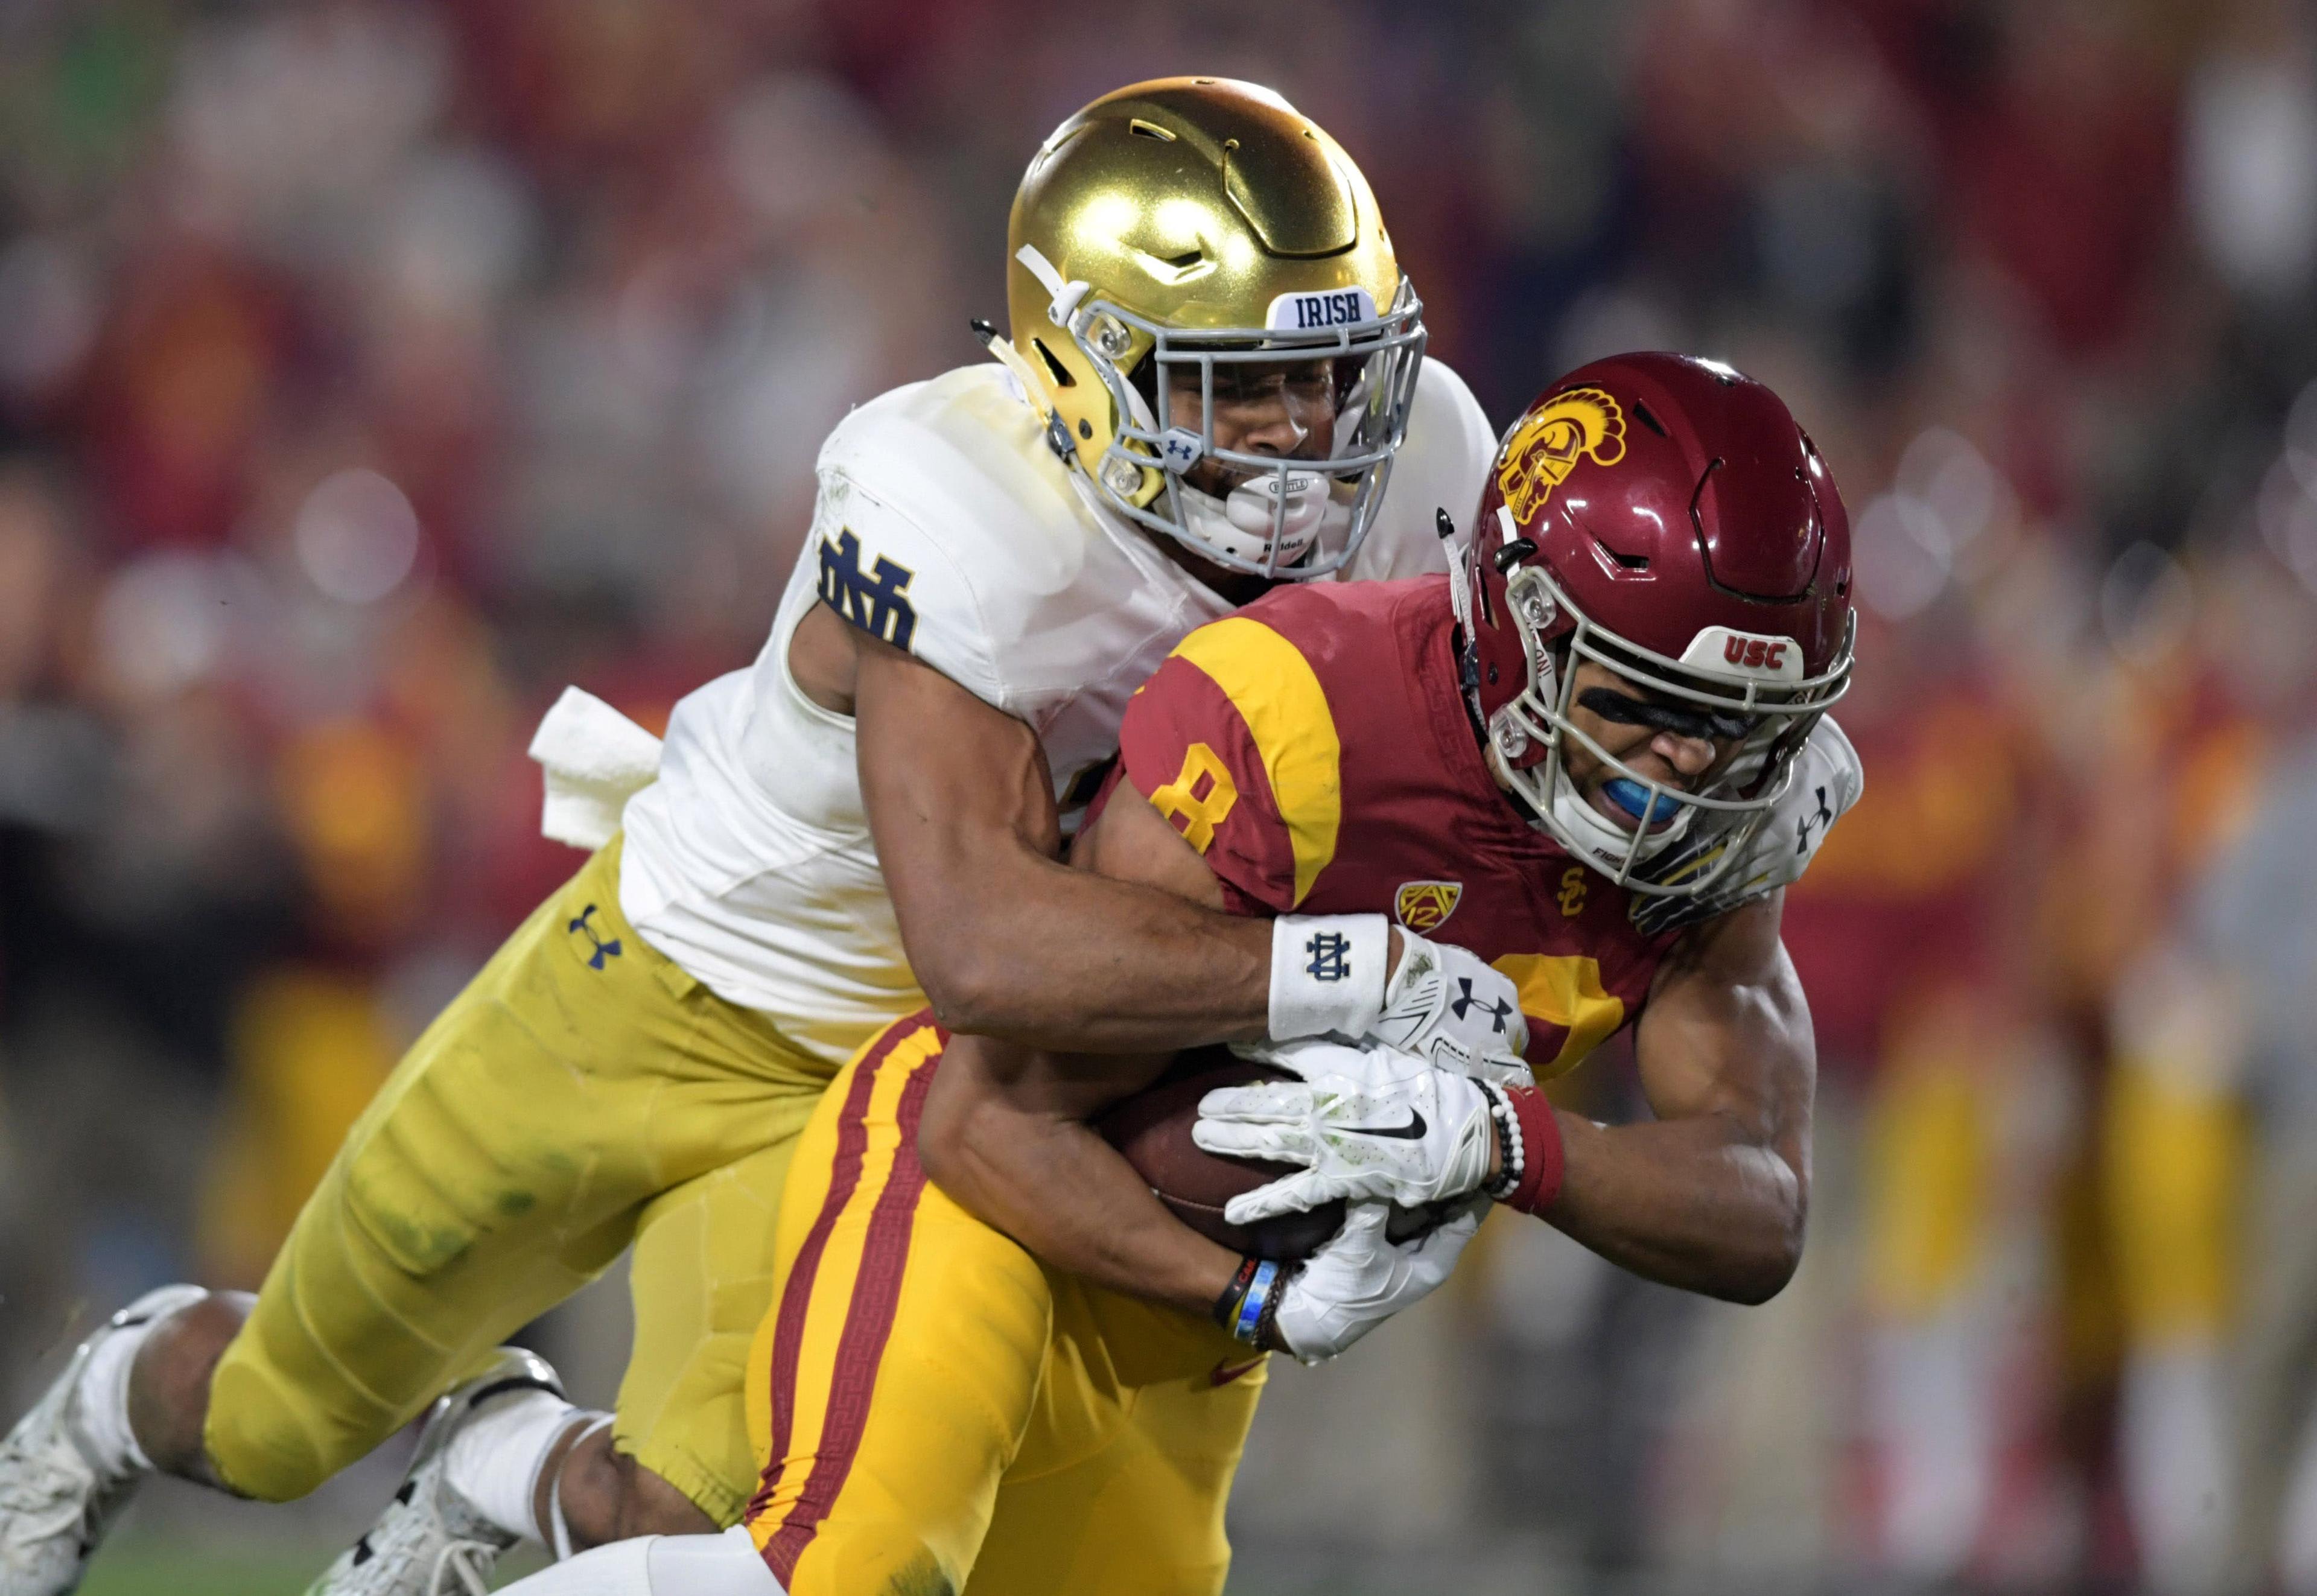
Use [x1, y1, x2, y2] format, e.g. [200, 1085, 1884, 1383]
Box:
[1541, 1109, 1805, 1304]
[858, 623, 1428, 1056]
[920, 1081, 1242, 1318]
[909, 845, 1275, 1052]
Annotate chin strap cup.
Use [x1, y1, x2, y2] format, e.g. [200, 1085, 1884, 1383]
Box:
[1015, 244, 1091, 326]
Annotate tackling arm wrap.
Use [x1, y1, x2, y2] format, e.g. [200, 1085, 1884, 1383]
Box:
[1119, 640, 1529, 1078]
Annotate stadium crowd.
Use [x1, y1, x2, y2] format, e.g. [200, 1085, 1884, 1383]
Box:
[4, 0, 2317, 1589]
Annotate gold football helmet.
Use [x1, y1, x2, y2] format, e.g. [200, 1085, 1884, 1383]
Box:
[997, 77, 1425, 579]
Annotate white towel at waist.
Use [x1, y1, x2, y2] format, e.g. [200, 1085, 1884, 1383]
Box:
[527, 685, 664, 850]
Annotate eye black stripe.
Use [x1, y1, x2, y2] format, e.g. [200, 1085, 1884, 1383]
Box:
[1577, 687, 1754, 741]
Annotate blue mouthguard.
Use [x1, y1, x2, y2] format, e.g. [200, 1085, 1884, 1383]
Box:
[1604, 778, 1681, 825]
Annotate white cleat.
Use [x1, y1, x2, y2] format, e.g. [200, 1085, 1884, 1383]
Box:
[305, 1347, 565, 1596]
[0, 1283, 208, 1596]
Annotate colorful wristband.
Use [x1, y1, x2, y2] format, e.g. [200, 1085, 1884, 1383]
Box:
[1211, 1257, 1261, 1333]
[1499, 1086, 1565, 1216]
[1233, 1260, 1282, 1344]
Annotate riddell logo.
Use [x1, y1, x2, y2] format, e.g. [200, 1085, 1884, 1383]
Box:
[1723, 636, 1788, 671]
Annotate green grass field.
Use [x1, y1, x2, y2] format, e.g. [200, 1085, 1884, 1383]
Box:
[78, 1542, 558, 1594]
[80, 1551, 323, 1596]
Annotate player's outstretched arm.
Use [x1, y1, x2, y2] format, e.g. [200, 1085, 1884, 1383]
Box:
[1548, 889, 1816, 1305]
[914, 782, 1250, 1320]
[853, 622, 1522, 1072]
[1195, 888, 1819, 1305]
[853, 624, 1275, 1053]
[919, 1032, 1247, 1315]
[917, 781, 1479, 1360]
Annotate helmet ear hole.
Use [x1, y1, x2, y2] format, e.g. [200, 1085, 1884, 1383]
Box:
[1032, 339, 1075, 387]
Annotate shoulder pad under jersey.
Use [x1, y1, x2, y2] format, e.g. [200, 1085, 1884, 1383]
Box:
[1116, 602, 1363, 915]
[1341, 356, 1496, 583]
[807, 364, 1102, 714]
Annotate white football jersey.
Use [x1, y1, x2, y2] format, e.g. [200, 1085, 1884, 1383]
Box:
[618, 356, 1496, 1067]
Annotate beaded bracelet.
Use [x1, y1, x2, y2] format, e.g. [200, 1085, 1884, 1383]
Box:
[1481, 1081, 1524, 1201]
[1251, 1265, 1287, 1350]
[1498, 1086, 1566, 1216]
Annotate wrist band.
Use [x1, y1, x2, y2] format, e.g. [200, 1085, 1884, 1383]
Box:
[1481, 1083, 1524, 1201]
[1233, 1260, 1282, 1344]
[1253, 1265, 1288, 1352]
[1211, 1257, 1260, 1332]
[1499, 1086, 1565, 1216]
[1268, 915, 1389, 1041]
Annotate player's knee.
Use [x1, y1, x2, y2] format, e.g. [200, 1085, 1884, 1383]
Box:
[562, 1431, 720, 1547]
[127, 1290, 250, 1484]
[202, 1355, 339, 1502]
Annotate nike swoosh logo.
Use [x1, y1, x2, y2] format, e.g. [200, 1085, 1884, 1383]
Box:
[1210, 1355, 1265, 1386]
[1351, 1110, 1427, 1141]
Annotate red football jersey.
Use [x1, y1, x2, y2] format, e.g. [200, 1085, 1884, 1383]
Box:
[1110, 575, 1683, 1079]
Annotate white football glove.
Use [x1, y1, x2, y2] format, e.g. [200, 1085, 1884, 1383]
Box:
[1629, 716, 1864, 935]
[1270, 1200, 1485, 1364]
[1371, 930, 1532, 1086]
[1268, 917, 1532, 1087]
[1196, 1037, 1499, 1225]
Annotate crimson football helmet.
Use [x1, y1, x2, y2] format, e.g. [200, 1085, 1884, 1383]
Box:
[1460, 352, 1854, 896]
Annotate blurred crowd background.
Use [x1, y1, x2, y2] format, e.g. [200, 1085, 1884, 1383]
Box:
[4, 0, 2317, 1591]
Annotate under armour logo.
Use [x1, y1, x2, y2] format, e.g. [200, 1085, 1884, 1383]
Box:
[1158, 428, 1204, 471]
[1305, 932, 1352, 982]
[1449, 978, 1514, 1035]
[1796, 783, 1833, 857]
[568, 904, 622, 970]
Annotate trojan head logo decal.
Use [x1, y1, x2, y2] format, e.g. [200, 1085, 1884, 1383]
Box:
[1394, 880, 1463, 933]
[1495, 387, 1627, 523]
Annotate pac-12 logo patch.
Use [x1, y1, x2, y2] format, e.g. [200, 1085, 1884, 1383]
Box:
[1495, 387, 1627, 523]
[1393, 880, 1463, 933]
[817, 529, 917, 649]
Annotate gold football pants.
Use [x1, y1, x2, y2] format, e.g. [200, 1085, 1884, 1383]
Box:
[204, 838, 834, 1524]
[743, 1015, 1268, 1596]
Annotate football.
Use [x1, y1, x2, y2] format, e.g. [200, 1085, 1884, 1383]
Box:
[1097, 1049, 1346, 1261]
